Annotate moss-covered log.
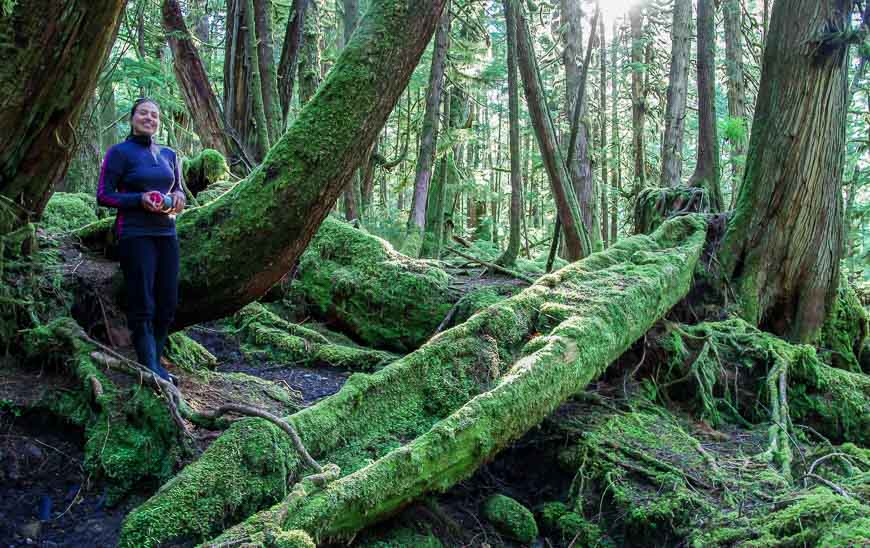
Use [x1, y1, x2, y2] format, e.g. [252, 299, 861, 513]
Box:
[172, 0, 448, 328]
[118, 215, 707, 547]
[291, 217, 454, 352]
[633, 186, 711, 235]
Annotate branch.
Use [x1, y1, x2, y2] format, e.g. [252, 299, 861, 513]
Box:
[444, 246, 536, 284]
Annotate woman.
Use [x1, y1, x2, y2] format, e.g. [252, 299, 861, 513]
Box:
[97, 98, 186, 382]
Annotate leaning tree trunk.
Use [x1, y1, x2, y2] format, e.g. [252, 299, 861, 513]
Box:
[0, 0, 126, 235]
[171, 0, 448, 328]
[686, 0, 723, 210]
[514, 1, 590, 261]
[162, 0, 235, 159]
[659, 0, 691, 188]
[720, 0, 851, 342]
[119, 215, 708, 547]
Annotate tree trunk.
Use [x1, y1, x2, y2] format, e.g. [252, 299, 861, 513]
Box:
[121, 215, 708, 547]
[297, 0, 323, 106]
[722, 0, 747, 202]
[224, 0, 256, 167]
[687, 0, 723, 210]
[253, 0, 283, 144]
[341, 0, 361, 221]
[406, 4, 451, 249]
[420, 89, 452, 259]
[629, 2, 646, 195]
[659, 0, 691, 188]
[514, 1, 591, 261]
[245, 0, 272, 159]
[169, 0, 448, 328]
[162, 0, 234, 158]
[610, 19, 620, 245]
[278, 0, 308, 124]
[720, 0, 850, 342]
[0, 0, 126, 235]
[497, 0, 522, 267]
[599, 12, 608, 247]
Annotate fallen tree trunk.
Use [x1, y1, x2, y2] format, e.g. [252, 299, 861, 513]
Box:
[119, 215, 708, 547]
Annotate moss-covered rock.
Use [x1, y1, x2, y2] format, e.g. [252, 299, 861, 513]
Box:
[41, 192, 99, 233]
[482, 494, 538, 543]
[290, 217, 454, 352]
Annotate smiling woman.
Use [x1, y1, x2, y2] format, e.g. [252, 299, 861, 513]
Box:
[96, 97, 187, 384]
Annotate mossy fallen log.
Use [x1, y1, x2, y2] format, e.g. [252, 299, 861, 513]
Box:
[231, 302, 398, 371]
[289, 217, 455, 352]
[118, 215, 708, 547]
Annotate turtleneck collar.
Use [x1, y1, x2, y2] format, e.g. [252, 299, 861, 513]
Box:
[128, 133, 154, 146]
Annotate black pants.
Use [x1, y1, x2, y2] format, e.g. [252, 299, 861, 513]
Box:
[119, 236, 179, 375]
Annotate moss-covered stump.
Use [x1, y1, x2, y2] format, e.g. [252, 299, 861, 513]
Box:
[119, 215, 708, 547]
[655, 318, 870, 448]
[482, 494, 538, 543]
[182, 148, 229, 197]
[289, 216, 455, 352]
[230, 302, 398, 371]
[819, 276, 868, 373]
[41, 192, 100, 233]
[633, 186, 711, 235]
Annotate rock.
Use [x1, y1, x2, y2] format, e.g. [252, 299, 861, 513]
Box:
[482, 494, 538, 543]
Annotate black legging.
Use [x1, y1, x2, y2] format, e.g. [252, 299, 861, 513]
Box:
[119, 236, 179, 379]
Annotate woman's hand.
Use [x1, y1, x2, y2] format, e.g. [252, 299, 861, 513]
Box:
[142, 191, 164, 213]
[170, 191, 186, 214]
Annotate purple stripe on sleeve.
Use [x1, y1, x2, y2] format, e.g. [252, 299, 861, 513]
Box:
[96, 150, 122, 207]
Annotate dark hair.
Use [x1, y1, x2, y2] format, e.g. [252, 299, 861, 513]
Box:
[128, 97, 160, 137]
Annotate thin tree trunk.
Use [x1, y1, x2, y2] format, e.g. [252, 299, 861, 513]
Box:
[341, 0, 361, 221]
[253, 0, 283, 144]
[298, 0, 322, 106]
[406, 4, 451, 246]
[722, 0, 746, 204]
[245, 0, 272, 159]
[498, 0, 522, 267]
[224, 0, 256, 167]
[162, 0, 234, 158]
[629, 2, 646, 195]
[720, 0, 850, 342]
[0, 0, 126, 234]
[514, 0, 590, 261]
[610, 19, 621, 244]
[599, 11, 608, 247]
[659, 0, 691, 187]
[278, 0, 307, 124]
[687, 0, 723, 210]
[421, 89, 452, 258]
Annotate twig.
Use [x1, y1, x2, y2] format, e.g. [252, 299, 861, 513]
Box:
[805, 473, 853, 499]
[444, 247, 536, 284]
[434, 301, 462, 334]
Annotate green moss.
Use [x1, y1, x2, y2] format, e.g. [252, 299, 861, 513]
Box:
[819, 275, 868, 373]
[556, 512, 611, 547]
[231, 302, 397, 371]
[452, 286, 521, 326]
[164, 331, 217, 371]
[633, 187, 710, 235]
[270, 529, 316, 548]
[482, 494, 538, 543]
[536, 501, 569, 532]
[356, 527, 443, 548]
[41, 192, 98, 233]
[290, 217, 454, 352]
[183, 149, 229, 197]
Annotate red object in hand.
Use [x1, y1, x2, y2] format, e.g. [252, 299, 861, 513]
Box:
[147, 191, 163, 206]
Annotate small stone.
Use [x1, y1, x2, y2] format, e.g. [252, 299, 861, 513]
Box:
[19, 520, 41, 539]
[482, 494, 538, 543]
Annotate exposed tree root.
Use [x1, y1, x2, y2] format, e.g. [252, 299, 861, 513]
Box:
[119, 215, 708, 547]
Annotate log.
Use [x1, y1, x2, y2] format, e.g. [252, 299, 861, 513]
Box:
[118, 215, 708, 547]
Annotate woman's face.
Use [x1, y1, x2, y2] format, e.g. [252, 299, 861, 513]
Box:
[131, 102, 160, 137]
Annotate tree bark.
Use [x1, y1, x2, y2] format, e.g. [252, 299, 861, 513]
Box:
[406, 4, 451, 248]
[253, 0, 283, 144]
[245, 0, 272, 159]
[162, 0, 234, 158]
[224, 0, 256, 167]
[297, 0, 323, 106]
[170, 0, 448, 328]
[610, 19, 620, 245]
[514, 1, 591, 261]
[278, 0, 308, 124]
[497, 0, 522, 267]
[686, 0, 723, 211]
[659, 0, 691, 188]
[720, 0, 850, 342]
[599, 12, 608, 247]
[341, 0, 361, 222]
[629, 2, 646, 195]
[722, 0, 747, 202]
[0, 0, 126, 235]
